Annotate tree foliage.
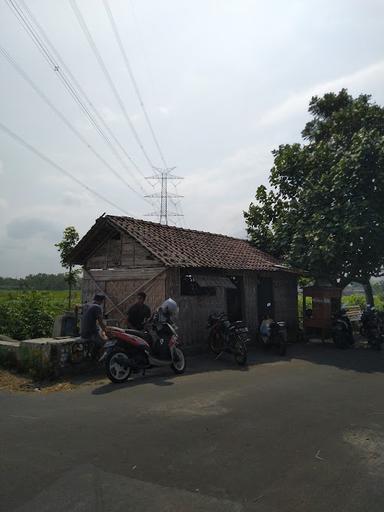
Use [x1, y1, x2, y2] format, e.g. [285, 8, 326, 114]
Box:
[245, 89, 384, 291]
[0, 273, 81, 291]
[55, 226, 80, 309]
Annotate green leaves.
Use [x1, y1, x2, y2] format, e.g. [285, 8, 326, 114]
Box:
[245, 89, 384, 287]
[55, 226, 80, 310]
[0, 292, 55, 340]
[55, 226, 79, 268]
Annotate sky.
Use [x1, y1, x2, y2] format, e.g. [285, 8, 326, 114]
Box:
[0, 0, 384, 277]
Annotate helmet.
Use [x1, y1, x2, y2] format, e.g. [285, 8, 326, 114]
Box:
[160, 298, 179, 318]
[157, 298, 179, 323]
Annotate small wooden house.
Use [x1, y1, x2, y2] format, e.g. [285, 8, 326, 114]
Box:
[69, 215, 299, 348]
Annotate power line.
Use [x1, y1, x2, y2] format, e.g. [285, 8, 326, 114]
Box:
[69, 0, 156, 170]
[0, 121, 133, 216]
[18, 0, 150, 185]
[103, 0, 168, 168]
[6, 0, 152, 200]
[0, 45, 153, 205]
[102, 0, 186, 226]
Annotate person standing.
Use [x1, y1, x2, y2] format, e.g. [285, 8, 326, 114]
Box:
[127, 292, 151, 330]
[80, 292, 108, 347]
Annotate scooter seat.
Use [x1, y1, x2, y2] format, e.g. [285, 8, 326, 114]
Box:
[125, 329, 153, 345]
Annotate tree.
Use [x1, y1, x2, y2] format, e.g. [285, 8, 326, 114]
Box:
[55, 227, 80, 310]
[244, 89, 384, 304]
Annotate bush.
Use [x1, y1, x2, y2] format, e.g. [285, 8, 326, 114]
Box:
[342, 293, 384, 311]
[0, 292, 56, 340]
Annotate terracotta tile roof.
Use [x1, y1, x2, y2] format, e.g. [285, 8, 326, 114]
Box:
[100, 215, 294, 272]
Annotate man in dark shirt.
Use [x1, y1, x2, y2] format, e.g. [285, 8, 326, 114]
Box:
[80, 292, 107, 344]
[127, 292, 151, 330]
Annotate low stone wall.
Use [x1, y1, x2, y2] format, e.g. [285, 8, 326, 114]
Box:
[0, 337, 78, 378]
[0, 339, 20, 368]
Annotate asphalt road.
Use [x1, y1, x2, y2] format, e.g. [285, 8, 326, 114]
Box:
[1, 342, 384, 512]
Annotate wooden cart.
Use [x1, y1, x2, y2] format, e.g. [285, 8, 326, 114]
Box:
[303, 285, 342, 342]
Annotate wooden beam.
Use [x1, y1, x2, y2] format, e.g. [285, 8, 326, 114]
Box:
[105, 268, 166, 316]
[84, 269, 125, 317]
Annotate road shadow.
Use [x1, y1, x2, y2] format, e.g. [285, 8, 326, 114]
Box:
[33, 336, 384, 395]
[286, 338, 384, 375]
[91, 352, 252, 395]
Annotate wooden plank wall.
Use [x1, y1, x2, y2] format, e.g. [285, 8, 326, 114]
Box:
[177, 289, 227, 347]
[243, 272, 259, 339]
[272, 275, 298, 338]
[82, 268, 166, 325]
[165, 268, 180, 299]
[121, 235, 164, 268]
[86, 233, 164, 270]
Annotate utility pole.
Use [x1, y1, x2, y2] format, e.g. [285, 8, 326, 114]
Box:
[146, 167, 183, 225]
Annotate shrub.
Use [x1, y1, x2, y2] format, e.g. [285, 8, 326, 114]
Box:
[0, 292, 56, 340]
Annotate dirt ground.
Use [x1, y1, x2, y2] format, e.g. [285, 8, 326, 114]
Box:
[0, 367, 107, 393]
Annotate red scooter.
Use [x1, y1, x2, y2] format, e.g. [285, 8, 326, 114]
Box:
[100, 322, 186, 383]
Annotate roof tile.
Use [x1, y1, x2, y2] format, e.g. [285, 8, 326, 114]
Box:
[103, 215, 293, 272]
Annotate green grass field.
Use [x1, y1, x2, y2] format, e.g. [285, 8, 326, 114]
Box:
[0, 290, 81, 317]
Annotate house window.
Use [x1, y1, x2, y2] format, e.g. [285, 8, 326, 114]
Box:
[180, 273, 216, 296]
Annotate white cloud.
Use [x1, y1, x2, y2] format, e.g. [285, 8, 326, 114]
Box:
[99, 106, 123, 124]
[180, 144, 272, 236]
[6, 217, 62, 241]
[157, 106, 170, 116]
[259, 59, 384, 127]
[0, 160, 4, 174]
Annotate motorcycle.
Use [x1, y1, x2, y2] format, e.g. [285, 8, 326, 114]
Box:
[259, 318, 287, 356]
[100, 319, 186, 383]
[207, 313, 249, 366]
[360, 306, 383, 351]
[332, 310, 354, 349]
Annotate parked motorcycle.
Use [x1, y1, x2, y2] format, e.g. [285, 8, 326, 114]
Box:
[101, 299, 186, 383]
[207, 313, 249, 365]
[360, 306, 383, 350]
[259, 316, 287, 356]
[332, 309, 354, 349]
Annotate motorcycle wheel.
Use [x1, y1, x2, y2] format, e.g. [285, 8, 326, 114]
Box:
[332, 333, 348, 349]
[208, 334, 223, 354]
[171, 347, 186, 374]
[234, 340, 247, 366]
[106, 351, 132, 383]
[370, 339, 381, 351]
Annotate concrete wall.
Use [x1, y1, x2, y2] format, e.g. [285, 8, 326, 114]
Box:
[0, 337, 78, 378]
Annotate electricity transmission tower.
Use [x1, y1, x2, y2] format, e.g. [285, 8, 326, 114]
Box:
[146, 167, 183, 225]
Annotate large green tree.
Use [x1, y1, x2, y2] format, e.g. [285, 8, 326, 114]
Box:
[244, 89, 384, 304]
[55, 226, 80, 310]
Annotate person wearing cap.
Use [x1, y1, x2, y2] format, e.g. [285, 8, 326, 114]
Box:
[80, 292, 108, 346]
[127, 292, 151, 331]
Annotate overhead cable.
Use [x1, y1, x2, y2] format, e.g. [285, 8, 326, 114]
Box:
[103, 0, 168, 168]
[18, 0, 149, 184]
[0, 45, 153, 205]
[6, 0, 151, 199]
[69, 0, 156, 170]
[0, 121, 133, 216]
